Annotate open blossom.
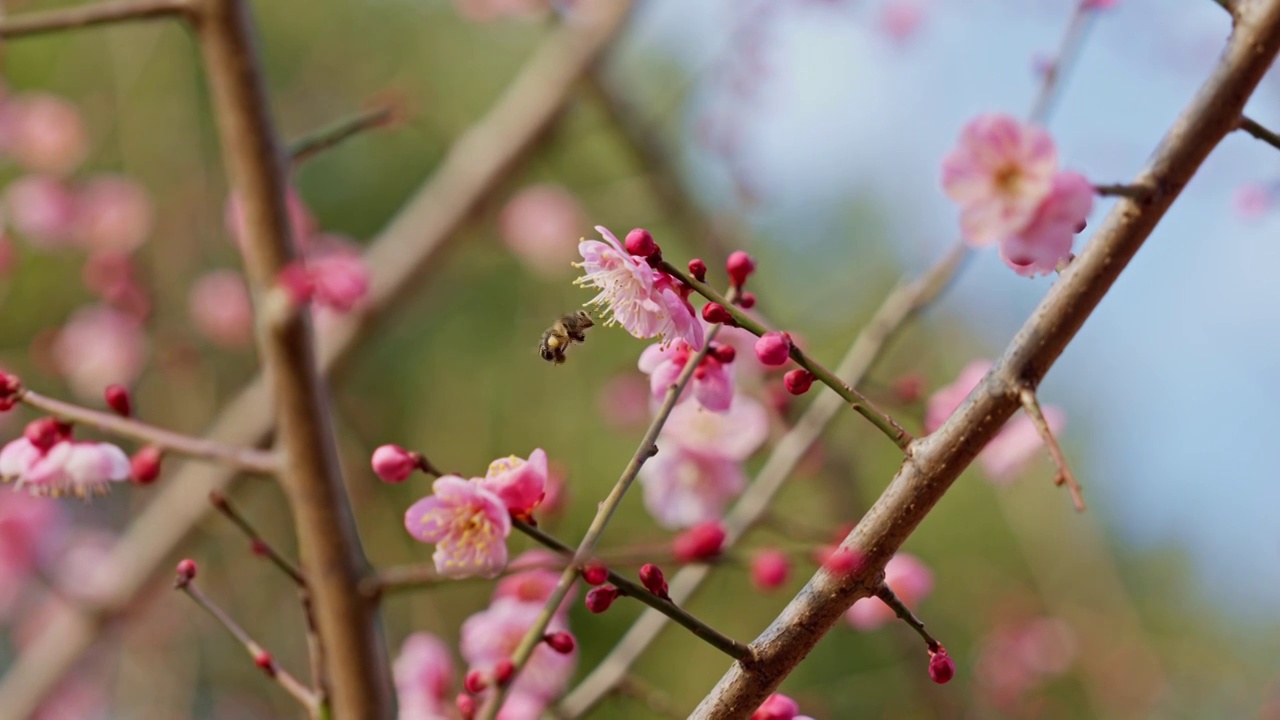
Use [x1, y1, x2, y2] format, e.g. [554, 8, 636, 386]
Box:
[5, 174, 78, 246]
[478, 449, 548, 517]
[638, 341, 733, 412]
[926, 360, 1066, 482]
[73, 175, 154, 254]
[393, 633, 455, 720]
[663, 392, 769, 461]
[942, 114, 1058, 246]
[189, 271, 254, 349]
[461, 597, 575, 703]
[404, 476, 511, 579]
[52, 305, 148, 401]
[498, 184, 585, 277]
[846, 553, 934, 630]
[2, 93, 88, 176]
[976, 616, 1078, 710]
[574, 226, 702, 349]
[0, 437, 131, 497]
[1000, 171, 1092, 277]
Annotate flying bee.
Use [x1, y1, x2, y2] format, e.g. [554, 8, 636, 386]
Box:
[539, 310, 594, 365]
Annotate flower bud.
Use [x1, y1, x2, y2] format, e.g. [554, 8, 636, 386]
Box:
[104, 384, 132, 417]
[754, 332, 792, 366]
[673, 521, 726, 563]
[639, 563, 669, 599]
[250, 539, 269, 557]
[253, 649, 275, 675]
[751, 693, 800, 720]
[817, 546, 862, 577]
[0, 371, 21, 411]
[928, 648, 955, 684]
[783, 369, 814, 395]
[624, 228, 659, 258]
[581, 560, 609, 586]
[456, 693, 476, 720]
[701, 302, 733, 325]
[688, 258, 707, 282]
[175, 558, 198, 587]
[892, 373, 924, 403]
[371, 444, 417, 483]
[711, 344, 736, 364]
[585, 585, 620, 613]
[24, 417, 64, 451]
[131, 446, 163, 485]
[544, 631, 576, 654]
[464, 669, 487, 694]
[738, 292, 757, 309]
[750, 548, 791, 591]
[493, 658, 515, 686]
[726, 251, 756, 286]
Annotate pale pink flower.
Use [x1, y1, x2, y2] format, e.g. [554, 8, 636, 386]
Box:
[1233, 182, 1273, 220]
[638, 341, 733, 412]
[0, 491, 62, 619]
[189, 271, 254, 349]
[846, 553, 934, 630]
[5, 174, 78, 247]
[393, 632, 455, 720]
[54, 530, 117, 605]
[82, 252, 150, 318]
[942, 114, 1058, 246]
[52, 305, 148, 400]
[460, 597, 575, 701]
[596, 374, 652, 429]
[478, 449, 548, 517]
[0, 437, 130, 497]
[3, 93, 88, 176]
[404, 476, 511, 579]
[498, 184, 586, 277]
[575, 226, 702, 348]
[493, 549, 570, 609]
[662, 392, 769, 461]
[1000, 171, 1093, 277]
[224, 185, 316, 251]
[638, 445, 745, 529]
[924, 360, 993, 434]
[73, 175, 154, 254]
[879, 1, 924, 44]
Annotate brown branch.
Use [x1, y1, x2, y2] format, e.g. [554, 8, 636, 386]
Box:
[1016, 386, 1085, 512]
[690, 4, 1280, 716]
[18, 390, 277, 475]
[0, 4, 634, 717]
[0, 0, 190, 38]
[1238, 115, 1280, 152]
[874, 583, 940, 651]
[289, 106, 394, 166]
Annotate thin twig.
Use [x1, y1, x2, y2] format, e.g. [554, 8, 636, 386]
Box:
[1016, 386, 1085, 512]
[289, 106, 394, 165]
[1029, 2, 1093, 124]
[690, 4, 1280, 715]
[1238, 116, 1280, 152]
[482, 326, 724, 720]
[0, 0, 190, 38]
[18, 390, 277, 475]
[1093, 183, 1154, 200]
[874, 583, 940, 651]
[208, 491, 306, 586]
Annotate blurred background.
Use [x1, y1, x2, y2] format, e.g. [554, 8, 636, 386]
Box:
[0, 0, 1278, 717]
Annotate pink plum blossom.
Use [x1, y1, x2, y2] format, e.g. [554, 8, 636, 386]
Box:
[976, 616, 1078, 710]
[662, 392, 769, 461]
[942, 114, 1058, 246]
[879, 1, 924, 44]
[498, 184, 586, 277]
[189, 271, 254, 349]
[492, 549, 570, 609]
[404, 476, 511, 579]
[393, 632, 455, 720]
[460, 597, 575, 703]
[2, 93, 88, 176]
[304, 235, 371, 313]
[0, 437, 131, 497]
[595, 374, 652, 429]
[638, 341, 733, 412]
[1000, 171, 1093, 277]
[639, 447, 745, 529]
[5, 175, 78, 247]
[846, 553, 934, 630]
[73, 175, 154, 254]
[224, 185, 316, 251]
[0, 491, 62, 619]
[574, 226, 703, 348]
[478, 449, 548, 517]
[52, 305, 148, 400]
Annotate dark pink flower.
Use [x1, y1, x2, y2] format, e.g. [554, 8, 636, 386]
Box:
[1000, 171, 1093, 277]
[750, 548, 791, 591]
[478, 449, 548, 517]
[638, 341, 734, 413]
[404, 476, 511, 579]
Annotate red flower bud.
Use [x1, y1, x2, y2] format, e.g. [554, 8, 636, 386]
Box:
[625, 228, 659, 258]
[131, 446, 163, 485]
[104, 384, 132, 417]
[639, 563, 669, 599]
[493, 658, 515, 686]
[928, 648, 956, 684]
[544, 631, 576, 654]
[688, 258, 707, 282]
[673, 521, 726, 563]
[0, 371, 21, 412]
[371, 444, 417, 483]
[754, 331, 792, 366]
[464, 669, 487, 694]
[711, 344, 736, 364]
[783, 369, 815, 395]
[456, 693, 476, 719]
[175, 558, 197, 587]
[250, 538, 269, 557]
[750, 548, 791, 591]
[702, 302, 733, 325]
[581, 560, 609, 586]
[738, 291, 757, 309]
[24, 417, 64, 451]
[726, 251, 756, 286]
[254, 649, 275, 675]
[585, 585, 620, 613]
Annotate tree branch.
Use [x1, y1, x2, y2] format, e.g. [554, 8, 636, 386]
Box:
[289, 106, 394, 166]
[1238, 115, 1280, 152]
[690, 4, 1280, 716]
[0, 0, 190, 38]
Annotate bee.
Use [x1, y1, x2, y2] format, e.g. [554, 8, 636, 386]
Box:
[539, 311, 594, 364]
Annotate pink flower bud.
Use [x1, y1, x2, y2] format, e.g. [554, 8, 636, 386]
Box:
[711, 344, 736, 364]
[688, 258, 707, 282]
[639, 563, 669, 599]
[585, 585, 620, 613]
[464, 670, 487, 694]
[544, 631, 576, 654]
[0, 371, 20, 411]
[456, 693, 476, 719]
[24, 417, 64, 451]
[492, 658, 514, 686]
[738, 292, 757, 309]
[818, 546, 862, 576]
[104, 384, 132, 417]
[893, 373, 924, 403]
[624, 228, 659, 258]
[754, 331, 792, 366]
[251, 539, 269, 557]
[254, 649, 275, 675]
[673, 521, 726, 563]
[175, 558, 197, 586]
[130, 446, 162, 485]
[928, 648, 955, 684]
[371, 444, 417, 483]
[581, 560, 609, 586]
[783, 369, 815, 395]
[751, 693, 800, 720]
[702, 302, 733, 325]
[726, 251, 756, 286]
[751, 548, 791, 591]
